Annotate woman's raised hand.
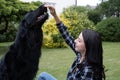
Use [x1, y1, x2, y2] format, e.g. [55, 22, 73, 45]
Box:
[44, 4, 61, 24]
[44, 4, 57, 17]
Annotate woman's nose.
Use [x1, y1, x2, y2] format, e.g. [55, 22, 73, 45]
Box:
[74, 39, 77, 43]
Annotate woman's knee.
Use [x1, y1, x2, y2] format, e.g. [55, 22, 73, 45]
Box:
[39, 72, 49, 77]
[38, 72, 57, 80]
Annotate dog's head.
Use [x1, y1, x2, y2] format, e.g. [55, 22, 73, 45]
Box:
[24, 4, 49, 28]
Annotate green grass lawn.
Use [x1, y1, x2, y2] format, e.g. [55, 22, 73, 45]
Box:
[0, 42, 120, 80]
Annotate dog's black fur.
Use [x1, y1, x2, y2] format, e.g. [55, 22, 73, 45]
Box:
[0, 4, 48, 80]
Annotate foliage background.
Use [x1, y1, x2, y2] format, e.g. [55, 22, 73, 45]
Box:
[96, 17, 120, 42]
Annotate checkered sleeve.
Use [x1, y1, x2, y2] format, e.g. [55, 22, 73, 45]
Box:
[56, 22, 78, 54]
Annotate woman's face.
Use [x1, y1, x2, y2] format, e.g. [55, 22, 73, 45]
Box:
[74, 32, 86, 54]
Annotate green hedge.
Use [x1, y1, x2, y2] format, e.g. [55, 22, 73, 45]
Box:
[96, 17, 120, 42]
[0, 23, 17, 42]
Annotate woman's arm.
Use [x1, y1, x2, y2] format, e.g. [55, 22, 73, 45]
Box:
[45, 4, 78, 54]
[56, 22, 76, 53]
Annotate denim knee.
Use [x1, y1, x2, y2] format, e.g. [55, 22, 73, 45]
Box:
[38, 72, 57, 80]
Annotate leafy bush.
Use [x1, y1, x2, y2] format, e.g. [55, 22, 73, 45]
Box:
[0, 34, 6, 42]
[70, 12, 95, 38]
[42, 14, 70, 48]
[87, 10, 102, 25]
[0, 22, 17, 42]
[96, 17, 120, 42]
[63, 8, 95, 38]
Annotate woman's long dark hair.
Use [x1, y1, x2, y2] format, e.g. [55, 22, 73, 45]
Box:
[82, 29, 105, 80]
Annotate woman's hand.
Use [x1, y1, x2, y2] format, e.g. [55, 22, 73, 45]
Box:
[44, 4, 61, 24]
[44, 4, 56, 17]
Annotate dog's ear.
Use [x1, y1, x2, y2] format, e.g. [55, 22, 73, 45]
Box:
[24, 11, 36, 28]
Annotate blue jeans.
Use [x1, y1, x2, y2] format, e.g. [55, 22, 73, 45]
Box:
[38, 72, 57, 80]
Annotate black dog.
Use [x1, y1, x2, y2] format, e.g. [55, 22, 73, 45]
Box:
[0, 4, 48, 80]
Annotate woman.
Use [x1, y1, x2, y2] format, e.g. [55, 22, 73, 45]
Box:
[38, 4, 105, 80]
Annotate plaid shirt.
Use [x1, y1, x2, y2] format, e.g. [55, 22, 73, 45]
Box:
[56, 22, 94, 80]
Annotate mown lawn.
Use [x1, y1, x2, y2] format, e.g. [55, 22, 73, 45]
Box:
[0, 42, 120, 80]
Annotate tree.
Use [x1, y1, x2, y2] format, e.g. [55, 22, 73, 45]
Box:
[96, 17, 120, 42]
[88, 10, 102, 25]
[63, 6, 95, 38]
[96, 0, 120, 18]
[0, 0, 42, 34]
